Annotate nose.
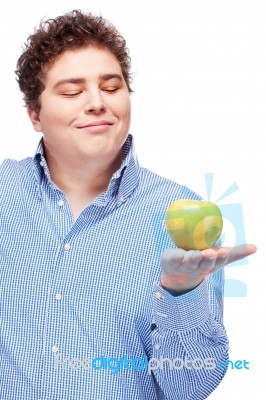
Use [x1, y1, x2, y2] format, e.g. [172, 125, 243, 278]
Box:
[84, 89, 106, 114]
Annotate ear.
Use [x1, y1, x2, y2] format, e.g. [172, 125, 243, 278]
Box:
[27, 107, 42, 132]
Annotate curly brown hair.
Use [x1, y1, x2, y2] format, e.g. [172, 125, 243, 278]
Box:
[16, 9, 133, 112]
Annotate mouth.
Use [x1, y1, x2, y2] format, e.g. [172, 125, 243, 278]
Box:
[77, 120, 114, 133]
[78, 120, 114, 128]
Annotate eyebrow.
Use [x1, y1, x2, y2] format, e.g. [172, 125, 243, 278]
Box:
[53, 74, 123, 89]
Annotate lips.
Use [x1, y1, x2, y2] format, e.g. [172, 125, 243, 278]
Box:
[78, 120, 113, 128]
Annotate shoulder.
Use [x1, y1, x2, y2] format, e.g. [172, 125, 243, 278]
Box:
[0, 157, 35, 181]
[138, 167, 202, 204]
[0, 157, 36, 201]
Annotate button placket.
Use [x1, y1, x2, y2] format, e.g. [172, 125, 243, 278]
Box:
[64, 243, 71, 251]
[117, 194, 126, 205]
[52, 345, 58, 353]
[55, 293, 62, 301]
[154, 291, 164, 300]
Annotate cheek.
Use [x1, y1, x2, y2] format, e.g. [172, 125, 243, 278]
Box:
[108, 91, 130, 114]
[39, 111, 57, 133]
[118, 97, 131, 122]
[39, 103, 73, 131]
[39, 114, 65, 137]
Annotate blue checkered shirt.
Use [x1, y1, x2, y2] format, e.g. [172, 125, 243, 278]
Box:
[0, 134, 228, 399]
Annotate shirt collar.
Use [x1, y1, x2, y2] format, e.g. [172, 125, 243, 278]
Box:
[33, 133, 141, 203]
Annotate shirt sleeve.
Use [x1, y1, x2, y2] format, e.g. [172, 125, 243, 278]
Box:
[151, 268, 229, 400]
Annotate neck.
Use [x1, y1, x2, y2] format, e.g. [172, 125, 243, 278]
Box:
[44, 149, 123, 220]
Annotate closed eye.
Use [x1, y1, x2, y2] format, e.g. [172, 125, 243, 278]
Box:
[102, 88, 119, 93]
[62, 92, 82, 97]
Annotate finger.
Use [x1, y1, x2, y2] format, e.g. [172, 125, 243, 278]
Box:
[198, 254, 216, 275]
[214, 254, 228, 270]
[198, 251, 228, 274]
[183, 250, 203, 271]
[201, 243, 257, 261]
[226, 243, 257, 264]
[161, 248, 186, 272]
[179, 255, 216, 284]
[201, 247, 220, 258]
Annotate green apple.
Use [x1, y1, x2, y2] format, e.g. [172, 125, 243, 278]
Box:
[165, 199, 223, 250]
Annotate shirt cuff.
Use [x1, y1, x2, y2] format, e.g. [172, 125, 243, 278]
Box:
[152, 279, 211, 331]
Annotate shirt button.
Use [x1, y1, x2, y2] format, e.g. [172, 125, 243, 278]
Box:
[154, 343, 161, 350]
[118, 195, 125, 203]
[154, 291, 163, 299]
[52, 345, 58, 353]
[64, 243, 71, 251]
[55, 293, 62, 301]
[40, 160, 45, 167]
[58, 200, 64, 207]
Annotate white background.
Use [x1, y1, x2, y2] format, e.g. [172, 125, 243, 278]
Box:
[0, 0, 265, 398]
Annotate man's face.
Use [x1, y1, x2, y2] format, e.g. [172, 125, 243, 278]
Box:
[28, 46, 131, 166]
